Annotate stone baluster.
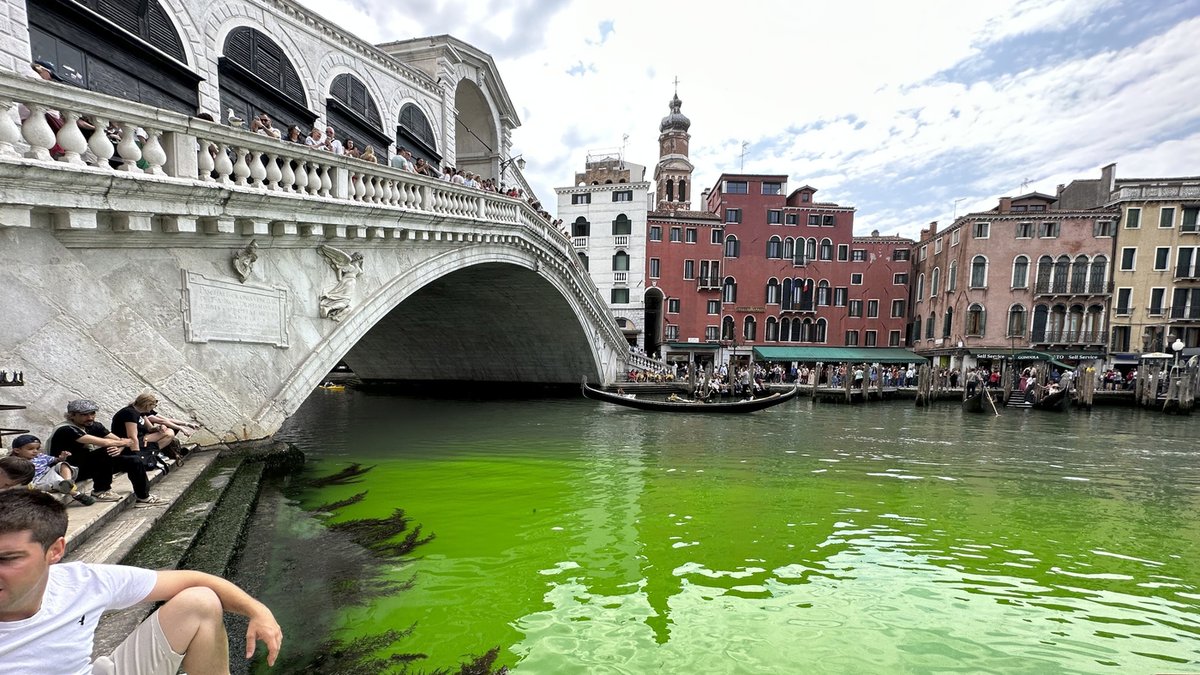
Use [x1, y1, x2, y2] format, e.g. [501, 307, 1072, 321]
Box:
[232, 147, 250, 185]
[307, 162, 321, 195]
[367, 176, 379, 203]
[115, 123, 143, 172]
[279, 157, 296, 191]
[352, 172, 366, 201]
[0, 100, 24, 157]
[54, 111, 89, 166]
[248, 149, 267, 187]
[214, 143, 234, 183]
[196, 140, 214, 180]
[293, 160, 309, 193]
[380, 179, 393, 205]
[88, 117, 115, 169]
[140, 128, 167, 175]
[320, 165, 332, 197]
[22, 104, 57, 161]
[422, 185, 434, 212]
[264, 153, 282, 190]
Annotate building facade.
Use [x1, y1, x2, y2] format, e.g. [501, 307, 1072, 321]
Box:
[555, 155, 652, 348]
[909, 193, 1119, 369]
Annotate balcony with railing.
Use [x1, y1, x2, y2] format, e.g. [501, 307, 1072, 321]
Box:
[572, 236, 589, 250]
[697, 276, 720, 290]
[613, 235, 629, 247]
[1030, 329, 1108, 345]
[1170, 305, 1200, 321]
[612, 271, 628, 284]
[1175, 262, 1200, 281]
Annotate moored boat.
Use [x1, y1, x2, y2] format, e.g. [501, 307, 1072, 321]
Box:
[963, 389, 985, 413]
[1032, 387, 1070, 412]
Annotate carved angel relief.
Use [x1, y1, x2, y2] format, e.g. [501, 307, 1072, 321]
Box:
[317, 244, 364, 322]
[232, 239, 259, 283]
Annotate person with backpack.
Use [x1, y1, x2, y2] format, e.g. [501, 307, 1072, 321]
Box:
[47, 399, 161, 505]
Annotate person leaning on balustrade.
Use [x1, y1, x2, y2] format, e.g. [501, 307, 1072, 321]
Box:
[360, 145, 377, 163]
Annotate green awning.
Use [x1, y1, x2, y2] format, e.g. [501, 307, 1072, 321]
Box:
[970, 350, 1076, 369]
[663, 341, 721, 350]
[753, 346, 928, 364]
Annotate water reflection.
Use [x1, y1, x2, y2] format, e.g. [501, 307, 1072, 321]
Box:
[275, 393, 1200, 673]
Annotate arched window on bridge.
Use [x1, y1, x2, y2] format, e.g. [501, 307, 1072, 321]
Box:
[328, 73, 390, 155]
[28, 0, 200, 113]
[397, 102, 441, 168]
[220, 27, 314, 137]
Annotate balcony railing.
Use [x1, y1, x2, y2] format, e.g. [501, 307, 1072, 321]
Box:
[1170, 306, 1200, 321]
[697, 277, 720, 290]
[1176, 263, 1200, 280]
[614, 235, 629, 247]
[572, 236, 588, 250]
[613, 271, 628, 284]
[1030, 330, 1108, 344]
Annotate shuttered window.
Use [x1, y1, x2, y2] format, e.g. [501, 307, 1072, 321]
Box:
[223, 27, 305, 105]
[330, 74, 382, 130]
[399, 104, 436, 152]
[86, 0, 186, 63]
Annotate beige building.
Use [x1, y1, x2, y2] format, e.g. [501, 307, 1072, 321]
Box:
[1060, 165, 1200, 357]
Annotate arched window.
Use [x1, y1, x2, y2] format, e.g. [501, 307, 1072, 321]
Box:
[743, 316, 757, 341]
[791, 318, 803, 342]
[612, 214, 632, 235]
[1031, 304, 1048, 342]
[783, 237, 795, 260]
[766, 236, 782, 259]
[1089, 256, 1108, 293]
[970, 256, 989, 288]
[916, 273, 925, 301]
[766, 317, 779, 341]
[925, 313, 935, 339]
[572, 217, 590, 237]
[942, 308, 953, 337]
[814, 318, 827, 343]
[966, 304, 986, 336]
[665, 179, 674, 202]
[948, 260, 958, 292]
[722, 277, 737, 303]
[678, 180, 687, 202]
[1084, 305, 1104, 343]
[817, 280, 831, 306]
[1047, 304, 1067, 341]
[931, 267, 941, 297]
[766, 278, 781, 304]
[819, 238, 833, 260]
[1008, 305, 1027, 338]
[220, 27, 312, 132]
[1066, 304, 1084, 342]
[724, 235, 740, 258]
[799, 319, 812, 343]
[1036, 256, 1053, 293]
[798, 278, 815, 311]
[781, 279, 794, 310]
[398, 103, 439, 165]
[1053, 255, 1070, 293]
[329, 73, 389, 151]
[805, 238, 817, 261]
[612, 251, 630, 271]
[722, 315, 736, 340]
[1071, 255, 1089, 293]
[1012, 255, 1029, 288]
[780, 317, 791, 342]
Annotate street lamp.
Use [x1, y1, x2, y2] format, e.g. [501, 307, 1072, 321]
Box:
[499, 154, 526, 184]
[1172, 337, 1185, 366]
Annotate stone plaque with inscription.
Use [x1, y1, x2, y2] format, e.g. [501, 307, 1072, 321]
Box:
[181, 270, 289, 348]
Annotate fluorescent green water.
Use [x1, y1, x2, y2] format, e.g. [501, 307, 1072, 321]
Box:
[274, 392, 1200, 674]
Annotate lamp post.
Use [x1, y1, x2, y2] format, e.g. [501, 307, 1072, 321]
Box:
[1172, 337, 1185, 366]
[499, 154, 525, 187]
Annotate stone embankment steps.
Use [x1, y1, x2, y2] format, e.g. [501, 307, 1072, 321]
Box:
[64, 442, 300, 663]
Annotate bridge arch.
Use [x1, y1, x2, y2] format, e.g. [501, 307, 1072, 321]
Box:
[263, 246, 613, 423]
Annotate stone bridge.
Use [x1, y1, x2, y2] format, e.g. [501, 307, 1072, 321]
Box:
[0, 74, 629, 442]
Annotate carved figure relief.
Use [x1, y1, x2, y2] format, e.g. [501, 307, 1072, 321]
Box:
[317, 244, 364, 322]
[233, 239, 259, 283]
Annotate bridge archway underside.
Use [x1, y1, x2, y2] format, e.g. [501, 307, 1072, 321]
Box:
[344, 263, 600, 384]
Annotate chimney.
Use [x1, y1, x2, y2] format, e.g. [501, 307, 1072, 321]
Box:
[998, 196, 1012, 213]
[871, 229, 880, 237]
[1057, 184, 1065, 198]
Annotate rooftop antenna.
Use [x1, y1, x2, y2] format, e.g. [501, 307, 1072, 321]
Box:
[1019, 177, 1031, 191]
[953, 197, 965, 219]
[739, 141, 749, 171]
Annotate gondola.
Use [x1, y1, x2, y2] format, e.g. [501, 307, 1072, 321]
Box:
[962, 388, 985, 413]
[1031, 387, 1070, 412]
[582, 382, 799, 413]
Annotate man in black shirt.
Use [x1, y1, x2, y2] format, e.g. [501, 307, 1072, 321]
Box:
[48, 399, 161, 505]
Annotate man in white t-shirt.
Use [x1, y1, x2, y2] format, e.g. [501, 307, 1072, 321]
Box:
[0, 490, 282, 674]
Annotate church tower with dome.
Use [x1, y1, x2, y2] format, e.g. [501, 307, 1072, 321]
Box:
[654, 90, 695, 212]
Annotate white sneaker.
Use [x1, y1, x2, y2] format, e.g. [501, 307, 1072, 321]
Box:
[134, 494, 165, 507]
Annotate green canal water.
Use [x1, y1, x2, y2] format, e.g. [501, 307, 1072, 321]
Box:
[265, 391, 1200, 674]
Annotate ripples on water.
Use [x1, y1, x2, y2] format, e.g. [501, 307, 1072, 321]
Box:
[274, 393, 1200, 674]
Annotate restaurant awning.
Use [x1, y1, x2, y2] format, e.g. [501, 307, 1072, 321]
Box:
[752, 346, 928, 364]
[664, 341, 721, 350]
[969, 349, 1075, 369]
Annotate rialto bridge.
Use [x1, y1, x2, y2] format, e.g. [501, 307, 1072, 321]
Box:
[0, 71, 635, 442]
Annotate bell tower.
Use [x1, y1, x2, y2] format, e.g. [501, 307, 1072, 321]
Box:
[653, 88, 694, 212]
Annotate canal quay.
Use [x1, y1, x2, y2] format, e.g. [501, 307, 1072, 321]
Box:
[3, 0, 1200, 673]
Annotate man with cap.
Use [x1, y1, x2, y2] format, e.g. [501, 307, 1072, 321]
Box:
[48, 399, 161, 505]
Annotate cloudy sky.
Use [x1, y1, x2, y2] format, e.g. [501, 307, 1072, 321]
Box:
[298, 0, 1200, 240]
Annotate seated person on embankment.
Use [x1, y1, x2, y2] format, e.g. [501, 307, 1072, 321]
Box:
[7, 434, 95, 505]
[0, 490, 283, 675]
[112, 393, 196, 465]
[48, 399, 161, 505]
[0, 456, 34, 490]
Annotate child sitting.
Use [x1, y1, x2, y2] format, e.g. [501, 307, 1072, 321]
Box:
[9, 434, 96, 505]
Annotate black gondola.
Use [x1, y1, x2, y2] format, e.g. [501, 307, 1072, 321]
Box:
[963, 388, 985, 413]
[1032, 387, 1071, 412]
[582, 382, 800, 413]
